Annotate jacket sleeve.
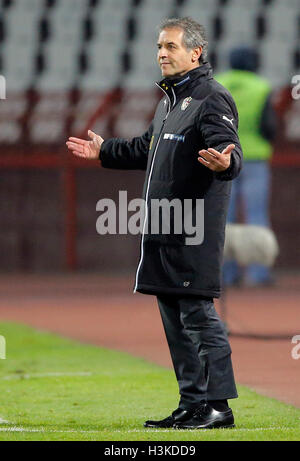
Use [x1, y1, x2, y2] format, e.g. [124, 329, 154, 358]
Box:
[259, 92, 277, 142]
[99, 123, 153, 170]
[197, 90, 243, 181]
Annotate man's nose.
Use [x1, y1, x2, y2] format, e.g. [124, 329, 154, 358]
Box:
[158, 48, 168, 60]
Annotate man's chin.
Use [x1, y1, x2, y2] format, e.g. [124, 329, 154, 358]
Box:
[161, 70, 174, 78]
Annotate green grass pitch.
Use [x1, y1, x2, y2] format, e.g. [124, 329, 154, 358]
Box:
[0, 322, 299, 441]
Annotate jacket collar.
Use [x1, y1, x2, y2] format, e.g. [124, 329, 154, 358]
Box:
[156, 62, 213, 96]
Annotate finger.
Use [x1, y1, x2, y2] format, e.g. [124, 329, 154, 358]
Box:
[207, 148, 221, 158]
[68, 137, 87, 145]
[198, 150, 226, 171]
[222, 144, 235, 155]
[198, 156, 210, 164]
[68, 144, 85, 154]
[66, 142, 83, 152]
[88, 130, 97, 139]
[198, 150, 217, 161]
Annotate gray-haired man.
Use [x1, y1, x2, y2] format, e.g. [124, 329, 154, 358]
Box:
[67, 17, 242, 429]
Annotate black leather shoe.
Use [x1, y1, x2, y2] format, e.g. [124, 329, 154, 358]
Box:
[174, 403, 235, 429]
[144, 407, 195, 428]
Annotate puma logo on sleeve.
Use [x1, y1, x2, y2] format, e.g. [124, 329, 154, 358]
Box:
[222, 115, 234, 125]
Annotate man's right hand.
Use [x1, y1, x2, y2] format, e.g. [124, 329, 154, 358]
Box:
[66, 130, 104, 159]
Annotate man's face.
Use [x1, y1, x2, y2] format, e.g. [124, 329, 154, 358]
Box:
[157, 27, 200, 78]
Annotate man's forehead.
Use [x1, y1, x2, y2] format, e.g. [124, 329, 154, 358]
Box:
[157, 27, 184, 45]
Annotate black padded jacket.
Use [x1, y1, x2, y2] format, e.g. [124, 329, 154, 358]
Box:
[100, 62, 243, 298]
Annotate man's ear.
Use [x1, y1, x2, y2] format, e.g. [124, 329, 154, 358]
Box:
[192, 46, 202, 62]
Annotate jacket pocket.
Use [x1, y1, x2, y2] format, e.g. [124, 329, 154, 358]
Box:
[159, 245, 196, 288]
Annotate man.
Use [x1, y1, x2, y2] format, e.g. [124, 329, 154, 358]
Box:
[216, 47, 277, 286]
[66, 17, 243, 430]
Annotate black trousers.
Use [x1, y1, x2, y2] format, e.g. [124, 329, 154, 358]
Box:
[157, 294, 238, 410]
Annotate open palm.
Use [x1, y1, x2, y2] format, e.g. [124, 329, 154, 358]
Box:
[66, 130, 104, 159]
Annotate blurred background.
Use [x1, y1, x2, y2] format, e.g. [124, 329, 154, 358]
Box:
[0, 0, 299, 274]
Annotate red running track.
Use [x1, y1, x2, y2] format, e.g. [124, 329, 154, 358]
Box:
[0, 274, 299, 408]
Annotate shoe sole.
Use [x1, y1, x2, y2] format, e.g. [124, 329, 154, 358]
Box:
[175, 422, 235, 430]
[144, 423, 174, 428]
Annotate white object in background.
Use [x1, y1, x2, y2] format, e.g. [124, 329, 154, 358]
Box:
[224, 224, 279, 267]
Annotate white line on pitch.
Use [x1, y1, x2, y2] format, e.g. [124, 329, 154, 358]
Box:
[0, 418, 10, 424]
[0, 426, 294, 434]
[1, 372, 94, 380]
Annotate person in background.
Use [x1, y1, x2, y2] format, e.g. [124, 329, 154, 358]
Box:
[216, 47, 277, 286]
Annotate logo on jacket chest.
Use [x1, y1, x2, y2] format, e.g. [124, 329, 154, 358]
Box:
[163, 133, 185, 142]
[181, 96, 193, 111]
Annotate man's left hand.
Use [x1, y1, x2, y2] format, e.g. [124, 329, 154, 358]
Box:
[197, 144, 235, 172]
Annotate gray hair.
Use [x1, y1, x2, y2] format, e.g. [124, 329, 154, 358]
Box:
[158, 17, 208, 64]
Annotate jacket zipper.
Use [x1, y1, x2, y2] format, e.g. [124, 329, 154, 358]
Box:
[134, 85, 172, 292]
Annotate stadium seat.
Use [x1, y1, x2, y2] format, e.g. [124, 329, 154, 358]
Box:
[50, 7, 84, 45]
[35, 67, 76, 91]
[214, 37, 240, 72]
[266, 4, 298, 42]
[4, 6, 41, 45]
[79, 72, 112, 91]
[86, 40, 121, 88]
[179, 0, 218, 10]
[28, 92, 70, 143]
[92, 9, 128, 43]
[10, 0, 43, 12]
[114, 116, 149, 139]
[0, 91, 26, 143]
[221, 7, 257, 42]
[2, 42, 35, 90]
[71, 90, 107, 135]
[224, 0, 261, 8]
[259, 39, 293, 87]
[134, 0, 175, 41]
[32, 92, 69, 118]
[52, 0, 88, 16]
[29, 118, 65, 143]
[123, 40, 162, 90]
[34, 40, 80, 90]
[0, 119, 21, 143]
[179, 0, 218, 41]
[113, 89, 157, 138]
